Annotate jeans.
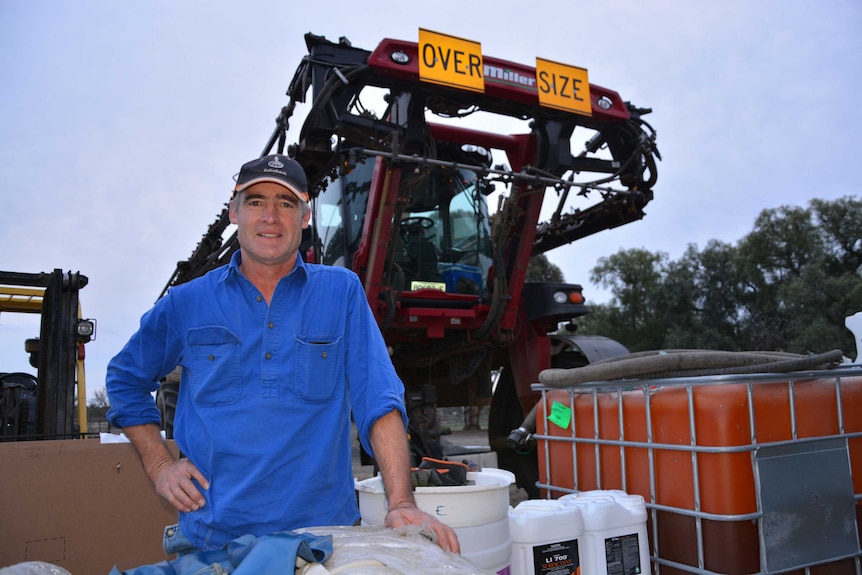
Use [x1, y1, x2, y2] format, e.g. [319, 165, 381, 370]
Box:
[163, 523, 200, 556]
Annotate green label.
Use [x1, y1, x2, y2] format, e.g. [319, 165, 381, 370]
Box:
[548, 401, 571, 430]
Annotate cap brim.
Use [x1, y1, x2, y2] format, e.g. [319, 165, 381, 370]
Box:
[234, 177, 309, 202]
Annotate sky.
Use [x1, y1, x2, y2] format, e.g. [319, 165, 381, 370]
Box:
[1, 0, 860, 402]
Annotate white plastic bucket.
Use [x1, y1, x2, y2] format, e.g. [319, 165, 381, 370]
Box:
[508, 499, 584, 575]
[458, 518, 512, 575]
[560, 490, 650, 575]
[355, 468, 515, 573]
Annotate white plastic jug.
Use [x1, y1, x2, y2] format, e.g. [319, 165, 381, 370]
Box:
[560, 490, 650, 575]
[509, 498, 584, 575]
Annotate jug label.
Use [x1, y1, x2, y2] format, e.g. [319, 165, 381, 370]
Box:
[605, 533, 641, 575]
[532, 538, 579, 575]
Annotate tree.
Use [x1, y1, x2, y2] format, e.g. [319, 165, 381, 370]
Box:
[526, 254, 564, 282]
[811, 196, 862, 275]
[581, 248, 668, 351]
[574, 196, 862, 355]
[684, 240, 746, 350]
[735, 197, 862, 352]
[87, 387, 110, 422]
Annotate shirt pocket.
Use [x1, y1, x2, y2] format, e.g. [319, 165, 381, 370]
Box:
[187, 326, 242, 406]
[295, 335, 344, 402]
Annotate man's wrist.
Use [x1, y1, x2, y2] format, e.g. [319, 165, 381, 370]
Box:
[146, 456, 176, 481]
[387, 498, 418, 511]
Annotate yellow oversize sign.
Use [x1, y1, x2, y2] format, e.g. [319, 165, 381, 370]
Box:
[536, 57, 592, 116]
[418, 29, 484, 93]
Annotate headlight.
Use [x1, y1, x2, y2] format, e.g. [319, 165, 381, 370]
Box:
[391, 51, 410, 64]
[76, 319, 96, 341]
[553, 290, 585, 305]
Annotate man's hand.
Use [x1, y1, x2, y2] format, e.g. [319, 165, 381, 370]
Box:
[122, 423, 210, 513]
[369, 410, 461, 554]
[151, 457, 210, 513]
[385, 502, 461, 554]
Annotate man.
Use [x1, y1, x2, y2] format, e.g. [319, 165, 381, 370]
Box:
[106, 154, 459, 555]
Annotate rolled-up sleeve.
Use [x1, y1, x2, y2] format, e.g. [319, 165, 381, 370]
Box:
[343, 275, 407, 457]
[106, 293, 183, 428]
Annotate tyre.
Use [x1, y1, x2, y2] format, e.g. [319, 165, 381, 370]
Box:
[487, 366, 540, 499]
[156, 367, 181, 439]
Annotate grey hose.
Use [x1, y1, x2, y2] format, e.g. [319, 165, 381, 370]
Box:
[538, 349, 845, 388]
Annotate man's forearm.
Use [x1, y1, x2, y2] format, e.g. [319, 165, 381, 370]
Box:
[124, 423, 209, 512]
[123, 423, 176, 483]
[370, 409, 461, 553]
[368, 409, 415, 509]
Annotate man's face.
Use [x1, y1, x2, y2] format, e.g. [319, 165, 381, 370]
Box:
[228, 182, 310, 269]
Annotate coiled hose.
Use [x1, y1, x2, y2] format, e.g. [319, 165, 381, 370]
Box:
[538, 348, 845, 387]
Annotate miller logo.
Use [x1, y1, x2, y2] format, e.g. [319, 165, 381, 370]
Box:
[267, 157, 285, 169]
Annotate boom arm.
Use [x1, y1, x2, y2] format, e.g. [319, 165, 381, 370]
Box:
[155, 32, 661, 488]
[162, 33, 660, 298]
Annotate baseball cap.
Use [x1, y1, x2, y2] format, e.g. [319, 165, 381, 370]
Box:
[233, 154, 309, 202]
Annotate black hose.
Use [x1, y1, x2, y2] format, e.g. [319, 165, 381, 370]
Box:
[504, 399, 540, 453]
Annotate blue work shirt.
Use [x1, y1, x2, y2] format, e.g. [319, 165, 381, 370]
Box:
[106, 251, 407, 550]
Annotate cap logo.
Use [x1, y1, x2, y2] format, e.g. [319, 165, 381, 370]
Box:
[268, 157, 285, 169]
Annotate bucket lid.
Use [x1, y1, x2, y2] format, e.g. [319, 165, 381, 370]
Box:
[355, 468, 514, 495]
[559, 490, 647, 523]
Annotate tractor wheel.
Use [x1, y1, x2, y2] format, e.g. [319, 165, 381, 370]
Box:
[156, 367, 181, 440]
[488, 366, 540, 499]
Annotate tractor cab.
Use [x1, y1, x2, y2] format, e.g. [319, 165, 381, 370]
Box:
[313, 145, 495, 297]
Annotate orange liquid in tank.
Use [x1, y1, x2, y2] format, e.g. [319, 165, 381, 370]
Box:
[536, 376, 862, 575]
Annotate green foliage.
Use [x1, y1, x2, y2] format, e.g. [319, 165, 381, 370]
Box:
[586, 248, 667, 350]
[526, 253, 564, 282]
[576, 196, 862, 354]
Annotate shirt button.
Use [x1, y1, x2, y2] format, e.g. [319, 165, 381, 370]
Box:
[265, 352, 272, 359]
[321, 352, 328, 359]
[256, 295, 263, 302]
[208, 354, 215, 361]
[268, 322, 274, 329]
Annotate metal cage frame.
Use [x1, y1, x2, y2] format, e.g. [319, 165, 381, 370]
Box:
[533, 367, 862, 575]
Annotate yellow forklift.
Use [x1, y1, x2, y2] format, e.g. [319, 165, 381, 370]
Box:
[0, 270, 95, 440]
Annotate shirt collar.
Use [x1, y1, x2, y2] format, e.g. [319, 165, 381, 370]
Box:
[222, 250, 309, 283]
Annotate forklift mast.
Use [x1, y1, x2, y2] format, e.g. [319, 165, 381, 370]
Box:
[0, 270, 94, 440]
